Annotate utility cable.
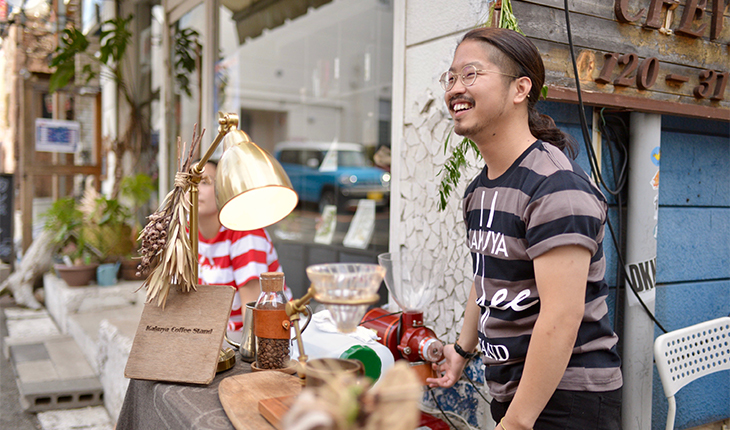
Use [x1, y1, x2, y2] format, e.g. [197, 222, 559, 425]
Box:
[604, 214, 668, 333]
[462, 368, 491, 405]
[563, 1, 667, 333]
[427, 388, 460, 429]
[597, 110, 630, 330]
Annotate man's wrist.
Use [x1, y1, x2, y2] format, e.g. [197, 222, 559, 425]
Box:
[453, 341, 479, 360]
[501, 415, 533, 430]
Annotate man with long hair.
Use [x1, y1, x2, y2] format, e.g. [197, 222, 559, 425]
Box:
[427, 28, 623, 430]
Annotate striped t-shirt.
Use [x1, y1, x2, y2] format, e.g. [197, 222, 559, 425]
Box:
[463, 140, 622, 402]
[198, 227, 284, 331]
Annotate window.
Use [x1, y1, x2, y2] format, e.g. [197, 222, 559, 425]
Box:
[216, 0, 393, 298]
[279, 150, 300, 165]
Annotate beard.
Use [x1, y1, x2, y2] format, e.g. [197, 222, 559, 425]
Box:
[450, 96, 509, 142]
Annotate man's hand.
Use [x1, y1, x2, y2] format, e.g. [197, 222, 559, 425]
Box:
[425, 344, 468, 388]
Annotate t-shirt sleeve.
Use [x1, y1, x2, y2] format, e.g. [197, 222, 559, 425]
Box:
[523, 171, 607, 259]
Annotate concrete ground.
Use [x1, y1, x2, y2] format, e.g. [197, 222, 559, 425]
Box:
[1, 296, 40, 430]
[1, 294, 114, 430]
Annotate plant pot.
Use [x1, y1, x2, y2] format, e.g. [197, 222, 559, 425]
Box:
[120, 258, 144, 281]
[97, 262, 121, 286]
[54, 263, 99, 287]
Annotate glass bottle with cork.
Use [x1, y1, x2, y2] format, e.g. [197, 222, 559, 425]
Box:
[253, 272, 291, 369]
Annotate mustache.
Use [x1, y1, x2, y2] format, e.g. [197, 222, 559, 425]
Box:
[448, 95, 474, 106]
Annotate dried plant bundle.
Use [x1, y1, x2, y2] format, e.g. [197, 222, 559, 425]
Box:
[136, 126, 204, 307]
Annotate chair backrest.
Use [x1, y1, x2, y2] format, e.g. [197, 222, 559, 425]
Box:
[654, 316, 730, 399]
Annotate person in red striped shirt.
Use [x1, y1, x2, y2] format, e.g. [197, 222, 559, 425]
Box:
[197, 160, 289, 331]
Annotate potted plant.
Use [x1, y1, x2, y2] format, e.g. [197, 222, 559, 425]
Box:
[42, 197, 99, 286]
[80, 191, 135, 285]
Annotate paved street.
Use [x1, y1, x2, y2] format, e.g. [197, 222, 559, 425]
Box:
[1, 295, 41, 430]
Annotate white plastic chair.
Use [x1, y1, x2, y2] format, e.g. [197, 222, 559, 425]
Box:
[653, 316, 730, 430]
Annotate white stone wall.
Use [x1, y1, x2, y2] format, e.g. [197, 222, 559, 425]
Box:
[395, 0, 495, 342]
[395, 3, 499, 427]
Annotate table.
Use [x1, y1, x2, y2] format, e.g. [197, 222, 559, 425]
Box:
[116, 360, 250, 430]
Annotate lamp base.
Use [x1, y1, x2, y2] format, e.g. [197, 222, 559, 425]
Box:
[217, 347, 236, 373]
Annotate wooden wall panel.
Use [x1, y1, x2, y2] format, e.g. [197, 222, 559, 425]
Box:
[511, 1, 730, 119]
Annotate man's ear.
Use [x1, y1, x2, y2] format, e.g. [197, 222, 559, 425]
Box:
[513, 76, 532, 104]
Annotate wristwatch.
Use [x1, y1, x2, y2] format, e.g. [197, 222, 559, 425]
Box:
[454, 341, 479, 360]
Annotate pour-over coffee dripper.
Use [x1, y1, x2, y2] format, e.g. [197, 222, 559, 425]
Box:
[286, 263, 385, 381]
[305, 263, 385, 333]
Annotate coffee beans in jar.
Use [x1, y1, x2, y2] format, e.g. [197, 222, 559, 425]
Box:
[256, 337, 290, 369]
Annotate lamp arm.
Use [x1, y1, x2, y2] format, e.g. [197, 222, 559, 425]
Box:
[189, 112, 239, 282]
[286, 286, 316, 377]
[193, 113, 238, 175]
[286, 287, 316, 317]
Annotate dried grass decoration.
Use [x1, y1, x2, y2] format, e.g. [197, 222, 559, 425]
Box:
[136, 127, 204, 307]
[282, 361, 422, 430]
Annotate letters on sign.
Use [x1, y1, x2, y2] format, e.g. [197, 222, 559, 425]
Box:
[595, 51, 728, 100]
[614, 0, 725, 40]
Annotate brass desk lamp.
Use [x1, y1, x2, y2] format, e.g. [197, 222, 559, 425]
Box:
[190, 113, 298, 371]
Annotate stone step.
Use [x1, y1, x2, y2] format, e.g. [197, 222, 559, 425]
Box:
[4, 271, 146, 427]
[3, 308, 103, 413]
[41, 273, 146, 422]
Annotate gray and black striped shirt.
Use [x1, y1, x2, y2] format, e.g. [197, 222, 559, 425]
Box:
[463, 140, 623, 402]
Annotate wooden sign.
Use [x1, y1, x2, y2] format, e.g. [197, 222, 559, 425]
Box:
[125, 284, 235, 385]
[512, 0, 730, 120]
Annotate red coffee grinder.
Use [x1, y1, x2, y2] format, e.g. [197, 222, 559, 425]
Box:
[360, 252, 445, 383]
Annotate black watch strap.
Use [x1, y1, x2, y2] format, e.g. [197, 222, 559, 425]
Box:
[454, 341, 479, 360]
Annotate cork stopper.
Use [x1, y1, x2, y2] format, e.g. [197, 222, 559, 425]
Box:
[260, 272, 285, 292]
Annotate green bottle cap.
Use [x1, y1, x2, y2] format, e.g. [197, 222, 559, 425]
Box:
[339, 344, 382, 382]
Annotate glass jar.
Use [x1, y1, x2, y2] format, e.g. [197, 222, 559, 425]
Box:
[253, 272, 290, 369]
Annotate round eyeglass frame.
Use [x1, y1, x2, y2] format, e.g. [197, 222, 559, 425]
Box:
[200, 175, 215, 186]
[439, 65, 518, 91]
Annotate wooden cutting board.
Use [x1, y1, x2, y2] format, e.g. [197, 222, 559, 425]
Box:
[218, 371, 302, 430]
[258, 395, 298, 430]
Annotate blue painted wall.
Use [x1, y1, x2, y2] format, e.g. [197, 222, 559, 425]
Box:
[653, 116, 730, 430]
[547, 105, 730, 429]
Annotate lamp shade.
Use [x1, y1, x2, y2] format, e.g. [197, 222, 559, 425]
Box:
[215, 128, 298, 231]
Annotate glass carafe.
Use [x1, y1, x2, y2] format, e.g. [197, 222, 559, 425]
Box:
[253, 272, 290, 369]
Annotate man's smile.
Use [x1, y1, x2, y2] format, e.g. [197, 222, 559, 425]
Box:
[453, 102, 472, 112]
[450, 98, 474, 116]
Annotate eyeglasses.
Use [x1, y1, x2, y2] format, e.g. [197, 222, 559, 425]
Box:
[200, 175, 215, 186]
[439, 64, 518, 91]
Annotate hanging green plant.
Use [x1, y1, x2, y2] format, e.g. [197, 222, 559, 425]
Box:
[437, 0, 545, 211]
[489, 0, 523, 35]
